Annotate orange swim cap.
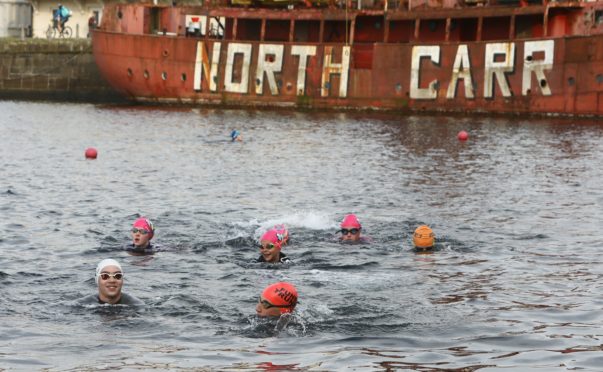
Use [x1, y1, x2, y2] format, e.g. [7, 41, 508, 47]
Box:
[413, 225, 435, 249]
[261, 282, 298, 314]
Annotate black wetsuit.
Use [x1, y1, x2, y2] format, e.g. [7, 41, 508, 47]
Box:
[257, 252, 291, 264]
[76, 293, 144, 306]
[126, 242, 158, 255]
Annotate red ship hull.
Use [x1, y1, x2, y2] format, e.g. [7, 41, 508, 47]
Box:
[92, 1, 603, 116]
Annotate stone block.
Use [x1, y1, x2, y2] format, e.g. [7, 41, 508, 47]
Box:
[3, 77, 23, 90]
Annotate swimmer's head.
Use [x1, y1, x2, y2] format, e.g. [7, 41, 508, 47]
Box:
[95, 258, 123, 285]
[256, 282, 298, 316]
[230, 130, 241, 142]
[132, 217, 154, 240]
[273, 224, 289, 245]
[259, 229, 285, 263]
[260, 229, 284, 250]
[413, 225, 435, 249]
[340, 214, 362, 242]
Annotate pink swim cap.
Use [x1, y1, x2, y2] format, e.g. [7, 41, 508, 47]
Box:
[340, 214, 361, 229]
[133, 217, 155, 240]
[260, 229, 284, 249]
[273, 224, 289, 245]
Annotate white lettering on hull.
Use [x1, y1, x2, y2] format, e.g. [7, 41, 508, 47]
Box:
[191, 40, 555, 100]
[225, 43, 252, 93]
[522, 40, 554, 96]
[446, 45, 474, 99]
[484, 42, 515, 98]
[193, 41, 221, 92]
[194, 41, 204, 91]
[410, 45, 440, 99]
[291, 45, 316, 96]
[210, 42, 221, 92]
[256, 44, 284, 95]
[321, 46, 350, 98]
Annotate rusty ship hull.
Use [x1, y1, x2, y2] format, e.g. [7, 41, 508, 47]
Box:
[92, 1, 603, 115]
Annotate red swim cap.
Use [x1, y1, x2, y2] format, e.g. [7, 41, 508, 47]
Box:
[133, 217, 155, 240]
[340, 214, 361, 229]
[262, 282, 298, 313]
[260, 229, 284, 249]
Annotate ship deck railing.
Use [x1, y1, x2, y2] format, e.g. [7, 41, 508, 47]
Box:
[202, 0, 556, 11]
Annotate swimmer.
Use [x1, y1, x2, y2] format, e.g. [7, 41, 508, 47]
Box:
[257, 228, 290, 264]
[231, 129, 242, 142]
[128, 217, 156, 255]
[338, 214, 369, 243]
[413, 225, 436, 252]
[76, 259, 144, 305]
[256, 282, 298, 317]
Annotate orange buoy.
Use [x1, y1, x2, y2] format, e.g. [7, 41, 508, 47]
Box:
[85, 147, 98, 159]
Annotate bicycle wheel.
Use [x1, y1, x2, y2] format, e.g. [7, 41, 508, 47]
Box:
[61, 26, 73, 38]
[46, 25, 56, 39]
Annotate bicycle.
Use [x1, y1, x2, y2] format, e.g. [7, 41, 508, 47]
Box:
[46, 22, 72, 39]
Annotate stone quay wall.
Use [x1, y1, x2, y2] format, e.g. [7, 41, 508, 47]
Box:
[0, 38, 125, 103]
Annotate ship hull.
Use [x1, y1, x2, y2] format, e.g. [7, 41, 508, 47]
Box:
[92, 9, 603, 116]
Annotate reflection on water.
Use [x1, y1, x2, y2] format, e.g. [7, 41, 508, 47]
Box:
[1, 101, 603, 370]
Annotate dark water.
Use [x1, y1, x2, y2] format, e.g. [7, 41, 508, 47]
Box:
[1, 101, 602, 371]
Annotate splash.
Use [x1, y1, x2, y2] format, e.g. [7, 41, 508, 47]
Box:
[252, 210, 338, 239]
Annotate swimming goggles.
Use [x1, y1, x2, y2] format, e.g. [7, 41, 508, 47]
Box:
[258, 297, 295, 309]
[259, 243, 276, 250]
[340, 228, 360, 235]
[99, 272, 123, 280]
[131, 228, 149, 235]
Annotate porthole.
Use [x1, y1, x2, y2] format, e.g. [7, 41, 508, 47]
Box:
[144, 70, 149, 79]
[161, 72, 167, 81]
[181, 73, 187, 82]
[568, 77, 575, 86]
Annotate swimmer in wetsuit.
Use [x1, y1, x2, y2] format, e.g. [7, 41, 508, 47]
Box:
[231, 129, 242, 142]
[76, 259, 144, 305]
[257, 228, 290, 264]
[413, 225, 436, 252]
[256, 282, 298, 317]
[127, 217, 156, 255]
